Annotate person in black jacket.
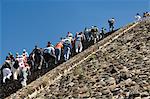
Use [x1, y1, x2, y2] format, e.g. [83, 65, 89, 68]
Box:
[1, 56, 12, 84]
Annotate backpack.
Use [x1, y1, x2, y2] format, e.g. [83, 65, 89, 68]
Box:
[64, 39, 71, 45]
[108, 19, 115, 24]
[13, 60, 19, 69]
[35, 49, 41, 55]
[94, 28, 98, 32]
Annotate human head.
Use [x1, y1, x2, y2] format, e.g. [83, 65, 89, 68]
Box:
[35, 45, 38, 49]
[16, 53, 19, 58]
[8, 52, 12, 56]
[79, 32, 82, 35]
[23, 49, 26, 53]
[6, 56, 9, 60]
[47, 41, 51, 47]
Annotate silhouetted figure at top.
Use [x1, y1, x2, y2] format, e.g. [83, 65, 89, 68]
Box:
[108, 18, 115, 32]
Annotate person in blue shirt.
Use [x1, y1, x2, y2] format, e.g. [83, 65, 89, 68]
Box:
[63, 37, 72, 61]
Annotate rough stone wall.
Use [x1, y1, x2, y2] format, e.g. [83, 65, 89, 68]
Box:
[7, 20, 150, 99]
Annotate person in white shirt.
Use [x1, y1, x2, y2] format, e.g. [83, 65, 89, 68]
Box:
[135, 13, 141, 22]
[22, 49, 29, 58]
[44, 42, 55, 56]
[75, 32, 84, 53]
[66, 32, 73, 38]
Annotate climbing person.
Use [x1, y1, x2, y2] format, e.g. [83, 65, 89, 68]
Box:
[83, 27, 93, 49]
[31, 45, 44, 70]
[43, 42, 56, 68]
[8, 52, 15, 62]
[135, 13, 141, 22]
[143, 12, 150, 20]
[100, 27, 106, 38]
[143, 12, 147, 18]
[91, 25, 99, 43]
[55, 41, 63, 64]
[8, 52, 15, 69]
[75, 32, 84, 53]
[15, 54, 25, 81]
[108, 18, 115, 32]
[22, 51, 31, 76]
[20, 55, 29, 87]
[22, 49, 29, 58]
[63, 37, 72, 61]
[84, 27, 89, 41]
[12, 53, 20, 80]
[1, 56, 12, 84]
[60, 37, 66, 43]
[66, 32, 74, 47]
[66, 32, 73, 38]
[44, 42, 55, 56]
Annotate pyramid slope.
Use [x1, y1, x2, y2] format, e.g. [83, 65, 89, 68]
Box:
[7, 20, 150, 98]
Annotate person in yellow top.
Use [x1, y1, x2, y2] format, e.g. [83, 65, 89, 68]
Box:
[55, 41, 63, 64]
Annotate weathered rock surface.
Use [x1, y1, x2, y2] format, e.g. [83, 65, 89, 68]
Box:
[6, 19, 150, 99]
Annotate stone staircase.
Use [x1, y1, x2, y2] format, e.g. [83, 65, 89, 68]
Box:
[6, 19, 150, 99]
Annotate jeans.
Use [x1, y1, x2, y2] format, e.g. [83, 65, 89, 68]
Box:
[64, 46, 71, 61]
[55, 48, 61, 63]
[2, 68, 12, 83]
[13, 67, 20, 80]
[21, 67, 28, 87]
[75, 40, 83, 53]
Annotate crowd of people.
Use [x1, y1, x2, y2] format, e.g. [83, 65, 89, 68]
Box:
[0, 18, 116, 87]
[135, 11, 150, 22]
[0, 12, 149, 88]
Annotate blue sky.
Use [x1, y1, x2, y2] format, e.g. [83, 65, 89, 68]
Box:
[0, 0, 149, 65]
